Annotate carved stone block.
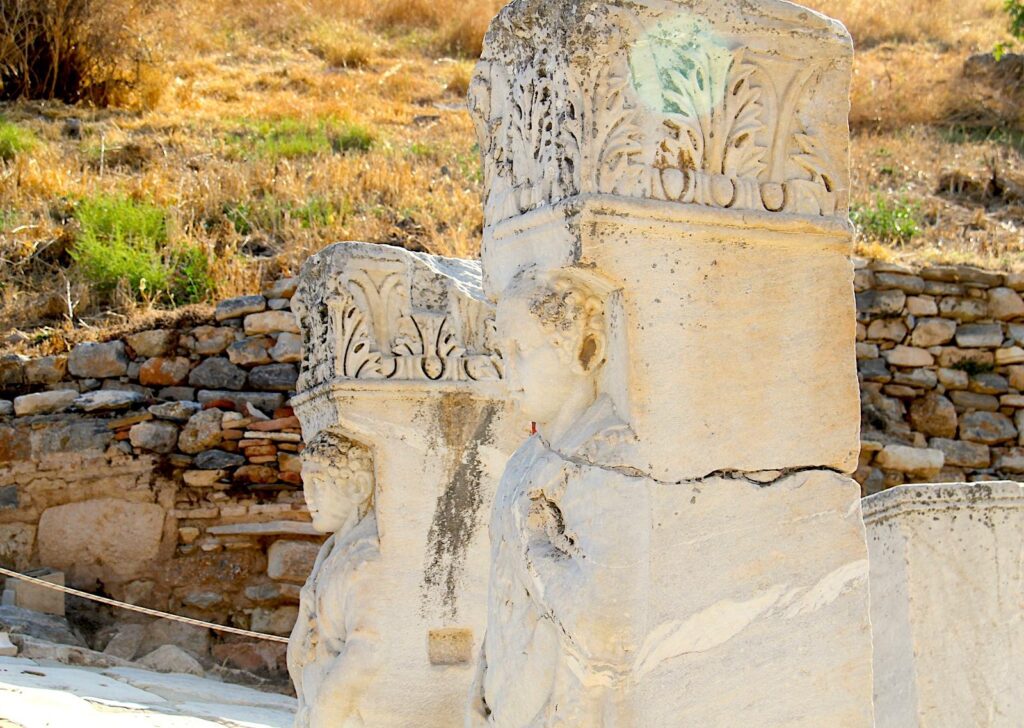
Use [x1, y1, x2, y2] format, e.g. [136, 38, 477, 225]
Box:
[865, 483, 1024, 728]
[290, 243, 522, 727]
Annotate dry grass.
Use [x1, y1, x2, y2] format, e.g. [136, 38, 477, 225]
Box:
[1, 0, 1024, 353]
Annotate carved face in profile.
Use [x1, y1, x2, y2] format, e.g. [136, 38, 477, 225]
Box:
[496, 270, 607, 429]
[301, 432, 375, 535]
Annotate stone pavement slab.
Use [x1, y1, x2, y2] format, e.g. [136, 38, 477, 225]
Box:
[0, 656, 295, 727]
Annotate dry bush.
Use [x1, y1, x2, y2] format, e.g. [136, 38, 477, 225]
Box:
[0, 0, 166, 106]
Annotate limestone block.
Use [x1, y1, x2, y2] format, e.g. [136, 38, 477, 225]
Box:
[11, 569, 65, 616]
[906, 296, 938, 316]
[939, 296, 988, 322]
[988, 286, 1024, 320]
[269, 332, 302, 363]
[247, 364, 298, 392]
[191, 326, 239, 355]
[883, 346, 934, 368]
[0, 632, 15, 657]
[264, 277, 298, 299]
[227, 336, 273, 367]
[193, 450, 245, 470]
[251, 606, 298, 637]
[910, 317, 956, 347]
[178, 408, 224, 454]
[149, 400, 202, 423]
[864, 483, 1024, 727]
[876, 445, 944, 477]
[139, 357, 191, 387]
[37, 499, 166, 586]
[68, 341, 128, 378]
[138, 619, 210, 659]
[956, 323, 1004, 348]
[138, 644, 204, 676]
[74, 390, 147, 413]
[995, 346, 1024, 365]
[215, 295, 266, 322]
[126, 330, 178, 358]
[951, 390, 1000, 412]
[13, 389, 77, 416]
[129, 420, 179, 454]
[928, 438, 991, 469]
[0, 524, 35, 571]
[923, 265, 1003, 287]
[856, 289, 906, 316]
[267, 541, 319, 583]
[103, 623, 145, 660]
[188, 358, 246, 391]
[909, 394, 957, 438]
[867, 319, 907, 342]
[244, 311, 300, 336]
[24, 355, 67, 385]
[0, 356, 29, 391]
[959, 411, 1017, 445]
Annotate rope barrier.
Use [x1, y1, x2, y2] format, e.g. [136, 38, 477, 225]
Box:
[0, 565, 289, 644]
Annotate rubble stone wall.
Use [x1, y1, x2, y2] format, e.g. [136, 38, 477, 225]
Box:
[856, 259, 1024, 493]
[0, 277, 319, 645]
[4, 258, 1024, 638]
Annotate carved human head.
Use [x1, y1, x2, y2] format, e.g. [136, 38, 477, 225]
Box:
[301, 431, 375, 535]
[496, 268, 607, 432]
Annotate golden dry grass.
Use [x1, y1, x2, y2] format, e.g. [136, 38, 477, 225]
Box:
[0, 0, 1023, 354]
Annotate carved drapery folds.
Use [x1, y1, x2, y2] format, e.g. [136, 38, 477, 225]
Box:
[293, 245, 503, 392]
[469, 0, 852, 224]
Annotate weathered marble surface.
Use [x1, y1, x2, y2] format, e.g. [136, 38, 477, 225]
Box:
[290, 243, 523, 727]
[471, 0, 860, 482]
[468, 1, 874, 725]
[0, 656, 295, 727]
[865, 482, 1024, 728]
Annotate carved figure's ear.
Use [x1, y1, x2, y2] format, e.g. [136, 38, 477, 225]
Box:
[576, 331, 606, 374]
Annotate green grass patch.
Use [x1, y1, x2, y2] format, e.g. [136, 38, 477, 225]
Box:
[227, 118, 375, 160]
[71, 194, 212, 304]
[851, 195, 923, 245]
[0, 119, 36, 161]
[224, 196, 349, 235]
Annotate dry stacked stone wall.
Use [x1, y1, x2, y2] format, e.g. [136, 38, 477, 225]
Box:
[0, 277, 320, 657]
[856, 258, 1024, 492]
[4, 258, 1024, 644]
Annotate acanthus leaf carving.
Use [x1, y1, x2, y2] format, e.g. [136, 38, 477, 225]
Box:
[296, 246, 504, 390]
[471, 6, 849, 222]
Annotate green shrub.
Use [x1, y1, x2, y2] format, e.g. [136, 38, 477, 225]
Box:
[0, 119, 35, 161]
[72, 194, 211, 304]
[225, 196, 347, 235]
[171, 244, 214, 304]
[851, 195, 923, 245]
[1007, 0, 1024, 39]
[72, 195, 169, 298]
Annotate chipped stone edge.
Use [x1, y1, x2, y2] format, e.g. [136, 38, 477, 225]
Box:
[862, 481, 1024, 525]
